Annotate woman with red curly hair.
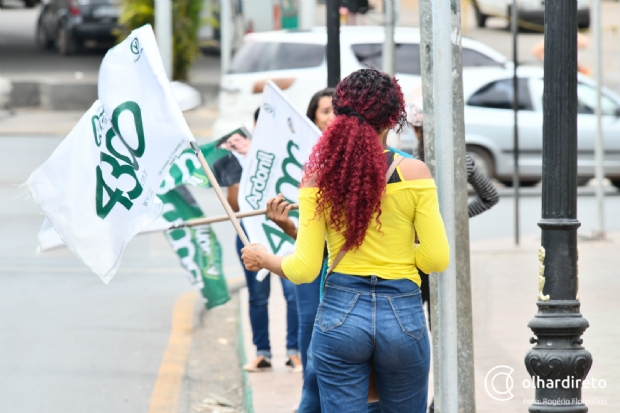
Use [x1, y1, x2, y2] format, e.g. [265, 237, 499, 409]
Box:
[242, 68, 449, 412]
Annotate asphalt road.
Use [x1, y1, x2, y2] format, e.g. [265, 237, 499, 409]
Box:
[0, 136, 245, 413]
[2, 1, 619, 90]
[0, 0, 220, 83]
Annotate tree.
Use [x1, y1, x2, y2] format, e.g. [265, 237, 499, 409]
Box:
[115, 0, 202, 81]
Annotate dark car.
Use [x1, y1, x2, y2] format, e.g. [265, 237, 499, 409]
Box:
[35, 0, 120, 55]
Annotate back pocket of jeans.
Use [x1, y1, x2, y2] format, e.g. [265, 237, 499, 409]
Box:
[388, 294, 426, 340]
[317, 287, 360, 333]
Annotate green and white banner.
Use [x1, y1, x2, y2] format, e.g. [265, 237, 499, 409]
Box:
[27, 25, 193, 283]
[159, 187, 230, 309]
[237, 81, 321, 279]
[158, 141, 229, 194]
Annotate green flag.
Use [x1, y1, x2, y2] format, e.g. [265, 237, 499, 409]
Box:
[158, 186, 230, 309]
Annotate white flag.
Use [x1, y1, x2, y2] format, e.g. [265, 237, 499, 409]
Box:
[238, 81, 321, 277]
[26, 25, 193, 283]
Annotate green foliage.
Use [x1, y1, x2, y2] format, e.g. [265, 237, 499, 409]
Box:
[115, 0, 203, 81]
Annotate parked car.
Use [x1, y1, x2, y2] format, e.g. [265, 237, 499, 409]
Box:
[399, 66, 620, 188]
[213, 26, 509, 138]
[35, 0, 120, 55]
[472, 0, 590, 29]
[0, 0, 39, 8]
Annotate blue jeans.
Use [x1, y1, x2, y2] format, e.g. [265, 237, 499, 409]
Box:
[294, 276, 321, 370]
[298, 344, 383, 413]
[311, 273, 430, 413]
[236, 230, 298, 358]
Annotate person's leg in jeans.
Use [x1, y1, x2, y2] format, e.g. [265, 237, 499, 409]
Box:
[294, 276, 321, 370]
[312, 273, 374, 413]
[373, 278, 430, 413]
[236, 231, 271, 361]
[280, 277, 299, 360]
[297, 340, 322, 413]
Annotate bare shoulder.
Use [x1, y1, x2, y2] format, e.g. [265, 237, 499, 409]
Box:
[398, 158, 433, 181]
[300, 172, 319, 188]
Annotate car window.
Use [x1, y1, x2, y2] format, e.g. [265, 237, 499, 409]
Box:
[229, 42, 325, 73]
[576, 83, 619, 115]
[351, 44, 500, 75]
[467, 78, 533, 110]
[462, 48, 503, 68]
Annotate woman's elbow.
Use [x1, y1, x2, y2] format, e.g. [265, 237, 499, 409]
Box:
[419, 245, 450, 274]
[284, 260, 322, 285]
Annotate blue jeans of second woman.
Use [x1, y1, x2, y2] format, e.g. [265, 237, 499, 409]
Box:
[311, 273, 430, 413]
[294, 276, 321, 370]
[236, 228, 298, 358]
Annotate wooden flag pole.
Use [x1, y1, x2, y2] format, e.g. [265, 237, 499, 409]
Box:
[190, 141, 251, 246]
[169, 205, 299, 230]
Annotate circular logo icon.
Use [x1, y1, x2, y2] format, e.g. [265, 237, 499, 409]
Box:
[262, 103, 275, 116]
[484, 365, 515, 401]
[130, 38, 140, 55]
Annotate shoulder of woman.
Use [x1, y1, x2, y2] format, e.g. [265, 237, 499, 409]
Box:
[300, 172, 319, 188]
[398, 157, 433, 181]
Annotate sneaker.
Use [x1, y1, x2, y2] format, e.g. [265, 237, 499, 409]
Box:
[243, 356, 272, 372]
[285, 354, 303, 373]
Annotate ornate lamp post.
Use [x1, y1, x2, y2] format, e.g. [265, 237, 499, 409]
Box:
[524, 0, 593, 412]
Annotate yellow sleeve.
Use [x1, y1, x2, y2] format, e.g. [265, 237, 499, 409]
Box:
[281, 188, 326, 284]
[413, 183, 450, 274]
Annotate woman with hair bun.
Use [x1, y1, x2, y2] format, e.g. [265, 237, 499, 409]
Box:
[242, 68, 449, 412]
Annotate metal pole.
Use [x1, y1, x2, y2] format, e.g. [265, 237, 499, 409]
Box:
[299, 0, 316, 30]
[220, 0, 232, 75]
[593, 0, 606, 239]
[419, 0, 475, 412]
[155, 0, 173, 78]
[524, 0, 592, 410]
[382, 0, 396, 75]
[512, 0, 520, 245]
[326, 0, 341, 87]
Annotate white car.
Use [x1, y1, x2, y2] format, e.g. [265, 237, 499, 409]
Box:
[213, 26, 509, 138]
[400, 66, 620, 188]
[473, 0, 591, 29]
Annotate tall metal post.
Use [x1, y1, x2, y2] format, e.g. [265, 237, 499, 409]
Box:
[524, 0, 592, 411]
[299, 0, 316, 30]
[419, 0, 475, 412]
[326, 0, 341, 87]
[155, 0, 173, 78]
[382, 0, 396, 75]
[220, 0, 232, 75]
[511, 0, 520, 245]
[593, 0, 606, 239]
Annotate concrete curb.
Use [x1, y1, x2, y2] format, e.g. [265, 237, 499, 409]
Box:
[8, 79, 220, 111]
[236, 290, 255, 413]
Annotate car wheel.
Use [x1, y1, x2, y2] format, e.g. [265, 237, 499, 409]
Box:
[466, 145, 495, 179]
[611, 179, 620, 190]
[24, 0, 37, 7]
[36, 20, 54, 49]
[58, 24, 78, 56]
[473, 4, 488, 28]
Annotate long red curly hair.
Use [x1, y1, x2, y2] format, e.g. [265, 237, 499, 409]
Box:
[304, 69, 407, 250]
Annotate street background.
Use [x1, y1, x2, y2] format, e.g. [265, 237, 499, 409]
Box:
[1, 0, 620, 412]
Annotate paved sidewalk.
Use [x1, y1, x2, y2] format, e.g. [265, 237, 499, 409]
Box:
[0, 104, 219, 139]
[239, 233, 620, 412]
